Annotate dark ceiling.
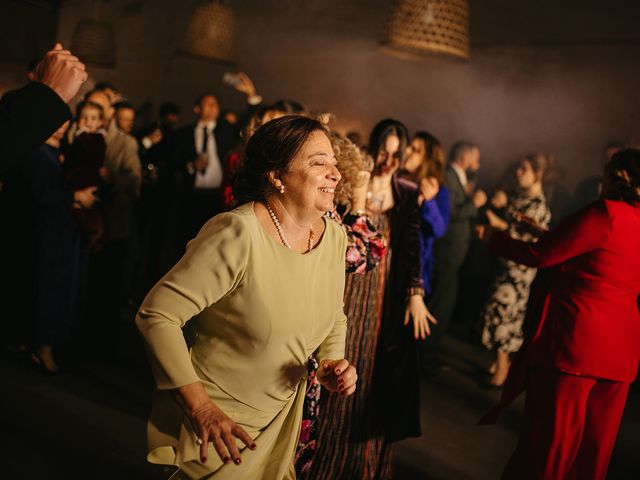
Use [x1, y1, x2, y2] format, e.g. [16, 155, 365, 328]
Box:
[470, 0, 640, 46]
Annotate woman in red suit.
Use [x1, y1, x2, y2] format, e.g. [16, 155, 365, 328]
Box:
[481, 148, 640, 480]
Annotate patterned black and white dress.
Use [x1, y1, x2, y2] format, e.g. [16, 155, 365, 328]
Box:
[482, 192, 551, 353]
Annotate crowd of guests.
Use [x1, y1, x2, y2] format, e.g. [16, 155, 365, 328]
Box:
[1, 47, 639, 480]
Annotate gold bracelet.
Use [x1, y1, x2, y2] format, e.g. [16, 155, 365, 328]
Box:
[407, 287, 425, 298]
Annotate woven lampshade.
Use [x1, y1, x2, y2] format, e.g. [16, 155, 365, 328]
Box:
[382, 0, 470, 60]
[178, 0, 236, 64]
[70, 19, 116, 67]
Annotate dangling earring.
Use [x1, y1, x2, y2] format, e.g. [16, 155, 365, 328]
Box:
[279, 185, 285, 194]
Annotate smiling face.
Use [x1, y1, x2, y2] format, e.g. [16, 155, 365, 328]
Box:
[277, 130, 342, 214]
[404, 137, 426, 174]
[86, 91, 113, 123]
[375, 134, 401, 176]
[516, 159, 537, 189]
[78, 105, 104, 132]
[194, 95, 219, 123]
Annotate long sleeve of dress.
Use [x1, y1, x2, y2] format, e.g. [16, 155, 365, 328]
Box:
[136, 213, 250, 390]
[405, 188, 425, 291]
[315, 306, 347, 365]
[341, 213, 387, 274]
[490, 203, 613, 269]
[421, 187, 451, 239]
[315, 226, 348, 364]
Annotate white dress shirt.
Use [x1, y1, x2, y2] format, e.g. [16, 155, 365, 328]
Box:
[194, 120, 223, 189]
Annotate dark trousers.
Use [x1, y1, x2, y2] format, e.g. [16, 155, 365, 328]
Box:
[89, 239, 127, 357]
[503, 368, 629, 480]
[426, 239, 470, 356]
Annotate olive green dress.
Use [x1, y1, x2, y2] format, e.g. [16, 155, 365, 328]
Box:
[136, 202, 347, 479]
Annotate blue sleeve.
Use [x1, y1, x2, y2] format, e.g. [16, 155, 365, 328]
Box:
[421, 186, 451, 239]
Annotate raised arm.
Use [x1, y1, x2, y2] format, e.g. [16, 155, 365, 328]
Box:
[490, 203, 613, 269]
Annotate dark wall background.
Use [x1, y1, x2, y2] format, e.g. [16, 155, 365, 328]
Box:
[1, 0, 639, 192]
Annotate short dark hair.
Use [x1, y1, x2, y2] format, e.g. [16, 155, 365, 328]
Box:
[159, 101, 180, 117]
[449, 140, 477, 163]
[603, 148, 640, 205]
[76, 100, 105, 120]
[84, 88, 111, 104]
[194, 92, 217, 106]
[113, 101, 135, 113]
[271, 99, 305, 115]
[233, 115, 327, 205]
[94, 81, 117, 92]
[368, 118, 409, 165]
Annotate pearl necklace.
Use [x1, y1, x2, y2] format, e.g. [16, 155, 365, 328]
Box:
[265, 201, 314, 252]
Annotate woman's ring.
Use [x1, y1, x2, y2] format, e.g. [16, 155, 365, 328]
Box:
[196, 437, 203, 445]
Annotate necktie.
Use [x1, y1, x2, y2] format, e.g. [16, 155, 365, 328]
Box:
[201, 126, 210, 154]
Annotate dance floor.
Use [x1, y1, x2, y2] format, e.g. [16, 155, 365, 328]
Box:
[1, 330, 638, 479]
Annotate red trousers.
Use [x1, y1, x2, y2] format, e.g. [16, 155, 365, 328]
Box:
[502, 368, 629, 480]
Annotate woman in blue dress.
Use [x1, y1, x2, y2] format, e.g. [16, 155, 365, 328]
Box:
[401, 131, 451, 295]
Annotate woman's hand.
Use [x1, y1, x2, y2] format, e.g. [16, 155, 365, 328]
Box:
[404, 294, 437, 340]
[176, 382, 256, 465]
[515, 213, 548, 237]
[233, 72, 257, 99]
[73, 186, 98, 208]
[476, 223, 497, 243]
[317, 359, 357, 396]
[486, 209, 509, 230]
[418, 176, 439, 205]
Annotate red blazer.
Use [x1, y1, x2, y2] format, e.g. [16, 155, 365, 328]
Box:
[490, 199, 640, 383]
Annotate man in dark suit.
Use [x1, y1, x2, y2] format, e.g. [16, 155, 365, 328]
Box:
[0, 43, 86, 174]
[135, 102, 181, 284]
[172, 92, 238, 256]
[426, 141, 487, 367]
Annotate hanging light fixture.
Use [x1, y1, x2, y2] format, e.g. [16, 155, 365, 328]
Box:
[381, 0, 470, 60]
[178, 0, 236, 64]
[70, 18, 117, 67]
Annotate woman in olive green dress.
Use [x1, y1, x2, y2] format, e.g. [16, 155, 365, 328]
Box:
[136, 116, 358, 480]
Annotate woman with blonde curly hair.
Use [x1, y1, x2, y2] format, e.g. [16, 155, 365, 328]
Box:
[295, 131, 387, 476]
[401, 130, 451, 295]
[304, 119, 435, 480]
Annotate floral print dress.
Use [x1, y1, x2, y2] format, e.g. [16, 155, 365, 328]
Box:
[482, 192, 551, 354]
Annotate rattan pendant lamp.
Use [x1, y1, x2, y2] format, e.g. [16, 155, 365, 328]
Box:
[178, 0, 236, 64]
[381, 0, 470, 60]
[70, 17, 117, 67]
